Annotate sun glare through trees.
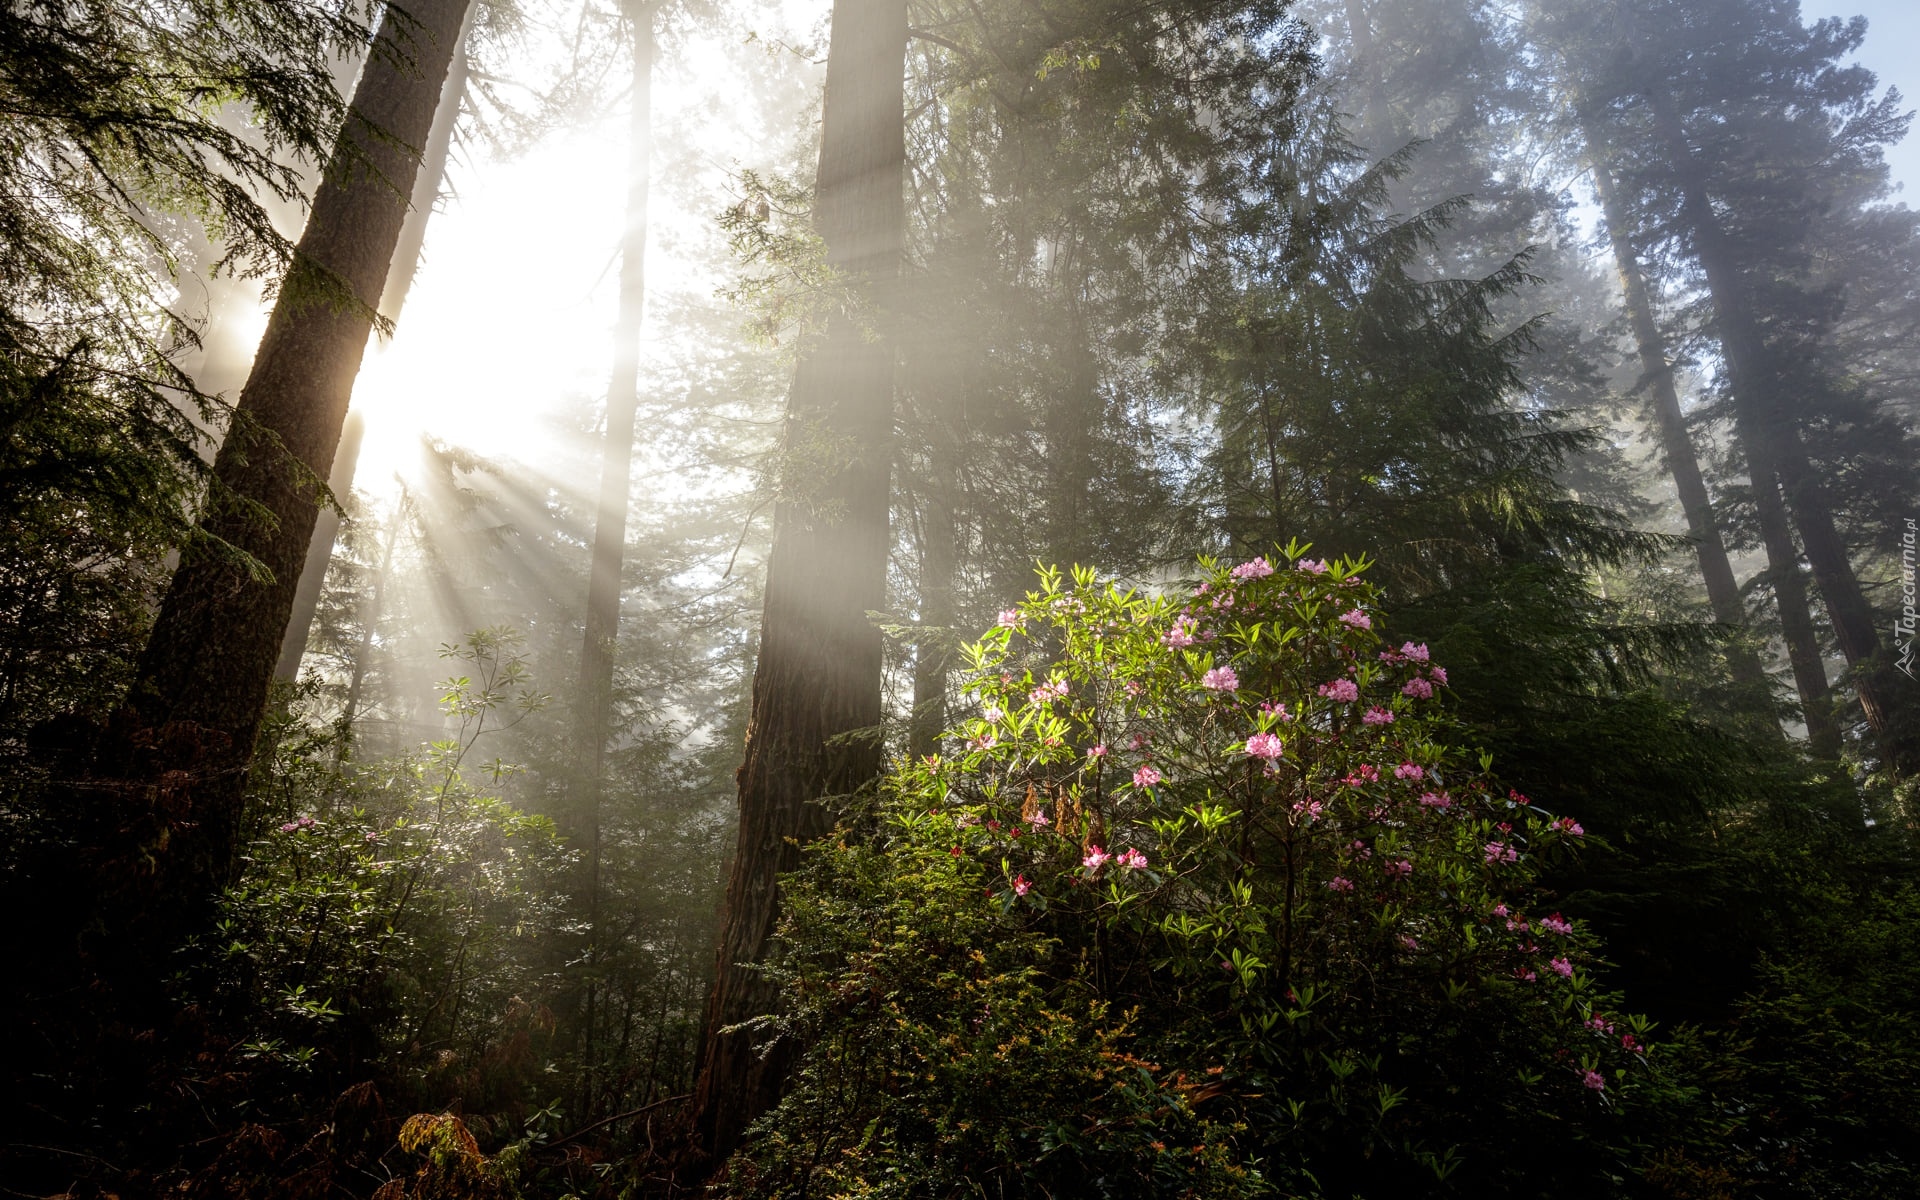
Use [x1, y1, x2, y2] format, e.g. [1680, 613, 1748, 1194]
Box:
[2, 1, 1919, 1197]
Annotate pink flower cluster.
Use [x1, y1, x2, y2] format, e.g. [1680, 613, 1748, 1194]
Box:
[1327, 876, 1355, 893]
[1116, 848, 1149, 870]
[1295, 558, 1329, 575]
[1133, 764, 1162, 788]
[997, 609, 1024, 628]
[1164, 616, 1199, 649]
[1553, 816, 1586, 837]
[1363, 706, 1395, 725]
[1030, 678, 1069, 705]
[1231, 557, 1276, 580]
[1338, 608, 1371, 630]
[1483, 841, 1519, 865]
[1393, 762, 1424, 781]
[1318, 678, 1359, 703]
[1402, 678, 1434, 699]
[1418, 791, 1451, 810]
[1082, 846, 1111, 870]
[1539, 913, 1573, 936]
[1202, 665, 1240, 692]
[1245, 732, 1284, 761]
[279, 816, 317, 834]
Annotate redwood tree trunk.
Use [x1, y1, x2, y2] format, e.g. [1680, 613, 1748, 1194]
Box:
[1588, 157, 1781, 724]
[277, 15, 469, 682]
[1650, 92, 1912, 772]
[687, 0, 907, 1165]
[121, 0, 474, 911]
[574, 0, 656, 1100]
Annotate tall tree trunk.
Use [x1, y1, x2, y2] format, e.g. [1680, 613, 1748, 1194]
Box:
[909, 468, 958, 760]
[1648, 90, 1912, 773]
[1587, 156, 1783, 723]
[275, 410, 364, 680]
[120, 0, 474, 921]
[1341, 0, 1393, 150]
[277, 28, 469, 682]
[687, 0, 907, 1166]
[574, 0, 656, 1108]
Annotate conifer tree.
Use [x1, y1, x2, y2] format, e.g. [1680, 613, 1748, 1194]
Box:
[689, 0, 908, 1164]
[116, 0, 476, 938]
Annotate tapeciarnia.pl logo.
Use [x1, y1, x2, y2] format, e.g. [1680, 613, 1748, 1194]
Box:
[1898, 517, 1917, 681]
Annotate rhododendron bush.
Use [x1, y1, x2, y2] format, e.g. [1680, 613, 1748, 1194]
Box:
[728, 551, 1649, 1198]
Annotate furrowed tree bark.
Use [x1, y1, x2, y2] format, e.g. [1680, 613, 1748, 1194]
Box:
[1649, 90, 1913, 773]
[574, 0, 655, 1106]
[118, 0, 474, 926]
[1587, 156, 1782, 726]
[688, 0, 907, 1167]
[277, 25, 469, 682]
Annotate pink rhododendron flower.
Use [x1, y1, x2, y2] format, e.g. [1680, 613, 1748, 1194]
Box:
[1554, 816, 1586, 837]
[1116, 848, 1148, 870]
[1082, 845, 1112, 871]
[1493, 903, 1511, 918]
[1245, 732, 1284, 761]
[1326, 876, 1355, 893]
[1516, 968, 1538, 982]
[1540, 914, 1573, 936]
[1012, 874, 1032, 896]
[982, 705, 1004, 722]
[1483, 841, 1518, 864]
[1398, 934, 1419, 951]
[969, 731, 997, 751]
[1292, 798, 1324, 822]
[997, 609, 1023, 628]
[1552, 957, 1575, 979]
[1394, 762, 1424, 781]
[1318, 678, 1359, 703]
[1089, 743, 1108, 759]
[1363, 706, 1395, 725]
[1400, 642, 1430, 662]
[1231, 556, 1275, 580]
[1418, 791, 1451, 810]
[1133, 764, 1162, 788]
[1124, 680, 1143, 696]
[1163, 617, 1198, 649]
[1402, 678, 1434, 699]
[1296, 558, 1329, 574]
[1029, 810, 1050, 828]
[1582, 1070, 1606, 1091]
[1259, 699, 1290, 719]
[1385, 859, 1413, 877]
[1429, 666, 1448, 685]
[1127, 732, 1149, 750]
[1338, 608, 1372, 630]
[1202, 665, 1240, 692]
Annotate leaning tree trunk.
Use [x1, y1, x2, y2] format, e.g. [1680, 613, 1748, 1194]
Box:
[1650, 91, 1914, 775]
[687, 0, 907, 1167]
[1587, 156, 1785, 732]
[573, 0, 656, 1107]
[277, 27, 470, 681]
[119, 0, 474, 930]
